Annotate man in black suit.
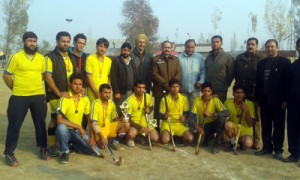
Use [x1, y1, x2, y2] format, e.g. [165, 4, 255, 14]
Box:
[283, 38, 300, 163]
[254, 39, 290, 160]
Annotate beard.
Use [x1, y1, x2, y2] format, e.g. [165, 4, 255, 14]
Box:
[58, 45, 68, 53]
[24, 45, 38, 54]
[121, 54, 129, 59]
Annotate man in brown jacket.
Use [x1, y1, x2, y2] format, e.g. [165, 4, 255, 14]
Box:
[151, 41, 181, 130]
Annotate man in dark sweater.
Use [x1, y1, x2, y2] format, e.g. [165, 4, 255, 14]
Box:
[283, 38, 300, 163]
[205, 35, 234, 102]
[110, 42, 137, 116]
[254, 39, 290, 160]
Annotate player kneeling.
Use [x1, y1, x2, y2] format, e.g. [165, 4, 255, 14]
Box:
[224, 84, 255, 151]
[56, 73, 100, 164]
[126, 81, 159, 147]
[160, 79, 194, 145]
[90, 84, 130, 151]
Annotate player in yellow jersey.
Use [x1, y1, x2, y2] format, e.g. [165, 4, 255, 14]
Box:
[44, 31, 78, 157]
[3, 32, 50, 166]
[159, 79, 194, 145]
[86, 38, 112, 103]
[190, 82, 228, 154]
[224, 84, 255, 151]
[90, 84, 130, 151]
[126, 81, 159, 147]
[56, 73, 99, 164]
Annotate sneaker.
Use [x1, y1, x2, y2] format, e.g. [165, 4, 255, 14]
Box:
[40, 148, 51, 160]
[127, 140, 135, 147]
[59, 153, 69, 164]
[111, 140, 124, 151]
[273, 153, 283, 161]
[255, 149, 272, 156]
[225, 143, 234, 152]
[283, 155, 299, 163]
[5, 154, 18, 167]
[47, 147, 60, 157]
[212, 145, 220, 154]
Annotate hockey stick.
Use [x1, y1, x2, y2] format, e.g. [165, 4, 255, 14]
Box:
[195, 117, 207, 155]
[144, 91, 152, 150]
[105, 144, 124, 166]
[57, 110, 104, 158]
[163, 90, 176, 151]
[233, 109, 243, 155]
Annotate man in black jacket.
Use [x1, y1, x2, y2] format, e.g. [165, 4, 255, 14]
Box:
[234, 37, 265, 149]
[254, 39, 290, 160]
[283, 38, 300, 163]
[44, 31, 78, 156]
[111, 42, 137, 116]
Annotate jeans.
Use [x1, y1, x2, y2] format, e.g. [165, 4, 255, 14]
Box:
[4, 95, 47, 155]
[56, 124, 99, 155]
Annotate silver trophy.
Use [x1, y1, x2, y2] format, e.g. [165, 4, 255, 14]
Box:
[120, 101, 130, 122]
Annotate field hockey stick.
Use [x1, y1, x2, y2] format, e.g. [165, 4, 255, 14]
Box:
[195, 117, 207, 155]
[163, 90, 176, 151]
[57, 110, 104, 158]
[233, 110, 243, 155]
[105, 144, 124, 166]
[144, 91, 152, 150]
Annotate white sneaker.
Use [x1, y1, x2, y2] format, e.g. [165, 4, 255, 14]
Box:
[127, 140, 135, 147]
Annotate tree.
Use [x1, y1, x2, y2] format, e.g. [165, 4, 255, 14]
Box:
[39, 40, 52, 56]
[293, 0, 300, 40]
[1, 0, 29, 56]
[211, 7, 222, 35]
[119, 0, 159, 52]
[263, 0, 293, 48]
[198, 33, 206, 44]
[248, 12, 258, 37]
[230, 32, 238, 52]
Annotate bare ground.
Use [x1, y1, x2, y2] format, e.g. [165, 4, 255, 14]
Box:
[0, 78, 299, 180]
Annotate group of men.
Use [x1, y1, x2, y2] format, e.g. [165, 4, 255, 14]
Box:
[2, 30, 300, 167]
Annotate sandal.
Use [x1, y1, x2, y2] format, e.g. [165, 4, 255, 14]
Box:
[5, 154, 18, 167]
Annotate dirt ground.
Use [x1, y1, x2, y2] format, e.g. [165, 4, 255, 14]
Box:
[0, 78, 299, 180]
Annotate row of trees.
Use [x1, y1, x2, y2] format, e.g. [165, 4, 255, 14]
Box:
[1, 0, 300, 57]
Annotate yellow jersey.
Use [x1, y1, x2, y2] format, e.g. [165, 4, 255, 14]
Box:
[90, 99, 118, 127]
[191, 96, 226, 125]
[159, 93, 189, 123]
[58, 92, 90, 127]
[5, 49, 46, 96]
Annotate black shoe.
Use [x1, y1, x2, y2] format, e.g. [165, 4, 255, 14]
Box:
[283, 155, 298, 163]
[47, 147, 60, 157]
[59, 153, 69, 164]
[40, 148, 51, 160]
[273, 153, 283, 160]
[225, 143, 234, 152]
[212, 145, 220, 154]
[5, 154, 18, 167]
[255, 149, 272, 156]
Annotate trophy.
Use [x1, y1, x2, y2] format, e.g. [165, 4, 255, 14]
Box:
[120, 101, 130, 122]
[149, 118, 158, 128]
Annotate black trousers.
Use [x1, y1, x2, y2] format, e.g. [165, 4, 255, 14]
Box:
[4, 95, 47, 155]
[287, 102, 300, 157]
[203, 116, 225, 146]
[154, 96, 163, 131]
[260, 100, 285, 153]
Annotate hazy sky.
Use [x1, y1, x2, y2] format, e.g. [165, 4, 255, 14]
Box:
[0, 0, 292, 51]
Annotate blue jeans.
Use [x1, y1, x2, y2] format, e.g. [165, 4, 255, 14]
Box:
[56, 124, 100, 155]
